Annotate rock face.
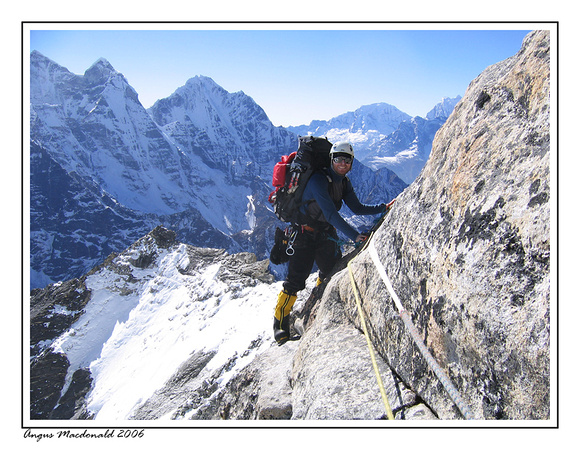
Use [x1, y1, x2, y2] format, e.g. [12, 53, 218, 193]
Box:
[330, 30, 550, 419]
[199, 274, 436, 421]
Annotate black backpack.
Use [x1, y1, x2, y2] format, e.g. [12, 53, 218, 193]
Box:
[268, 136, 333, 223]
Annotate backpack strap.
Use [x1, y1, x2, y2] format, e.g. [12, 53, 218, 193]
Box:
[294, 169, 337, 227]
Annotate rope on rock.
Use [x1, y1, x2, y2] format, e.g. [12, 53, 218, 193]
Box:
[347, 259, 395, 420]
[344, 200, 473, 419]
[398, 309, 475, 420]
[366, 239, 475, 420]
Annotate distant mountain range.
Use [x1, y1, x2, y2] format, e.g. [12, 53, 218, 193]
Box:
[29, 50, 457, 289]
[288, 96, 461, 184]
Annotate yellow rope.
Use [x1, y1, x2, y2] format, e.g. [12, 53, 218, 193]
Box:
[347, 259, 395, 420]
[367, 240, 475, 420]
[344, 202, 473, 420]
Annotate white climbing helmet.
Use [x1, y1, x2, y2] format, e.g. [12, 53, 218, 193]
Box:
[329, 141, 354, 159]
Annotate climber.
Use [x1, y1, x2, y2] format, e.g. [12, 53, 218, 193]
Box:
[274, 141, 391, 345]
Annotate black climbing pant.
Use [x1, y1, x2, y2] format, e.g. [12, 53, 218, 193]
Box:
[283, 226, 341, 294]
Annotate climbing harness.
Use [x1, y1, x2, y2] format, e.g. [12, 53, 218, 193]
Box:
[363, 239, 475, 420]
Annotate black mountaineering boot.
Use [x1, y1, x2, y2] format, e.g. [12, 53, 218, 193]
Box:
[273, 290, 297, 345]
[273, 316, 290, 345]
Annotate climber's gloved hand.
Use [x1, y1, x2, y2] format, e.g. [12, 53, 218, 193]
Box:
[355, 233, 369, 244]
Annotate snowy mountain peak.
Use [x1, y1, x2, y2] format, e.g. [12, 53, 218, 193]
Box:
[147, 73, 291, 176]
[174, 75, 224, 103]
[86, 57, 116, 74]
[286, 95, 462, 185]
[425, 95, 461, 120]
[30, 50, 66, 70]
[288, 102, 411, 138]
[184, 74, 222, 91]
[83, 57, 131, 90]
[150, 74, 270, 130]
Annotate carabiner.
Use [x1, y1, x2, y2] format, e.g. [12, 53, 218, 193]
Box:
[285, 227, 298, 256]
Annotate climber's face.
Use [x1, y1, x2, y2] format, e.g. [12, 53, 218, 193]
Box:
[331, 155, 353, 176]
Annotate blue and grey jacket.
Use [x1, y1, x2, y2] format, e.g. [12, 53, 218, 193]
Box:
[299, 166, 385, 241]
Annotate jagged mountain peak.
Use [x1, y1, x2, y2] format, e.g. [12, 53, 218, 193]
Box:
[161, 74, 248, 106]
[30, 50, 64, 68]
[425, 95, 462, 120]
[83, 57, 119, 84]
[176, 75, 227, 101]
[86, 56, 116, 73]
[183, 75, 251, 102]
[150, 74, 269, 129]
[147, 73, 291, 178]
[184, 74, 223, 90]
[355, 101, 409, 115]
[30, 51, 138, 108]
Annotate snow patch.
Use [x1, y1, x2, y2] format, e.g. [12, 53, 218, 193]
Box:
[49, 240, 282, 421]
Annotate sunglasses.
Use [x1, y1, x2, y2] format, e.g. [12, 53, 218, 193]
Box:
[332, 156, 353, 164]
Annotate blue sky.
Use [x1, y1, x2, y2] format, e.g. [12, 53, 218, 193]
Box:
[29, 26, 533, 127]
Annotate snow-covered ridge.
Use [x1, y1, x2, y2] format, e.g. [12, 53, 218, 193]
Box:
[31, 227, 292, 420]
